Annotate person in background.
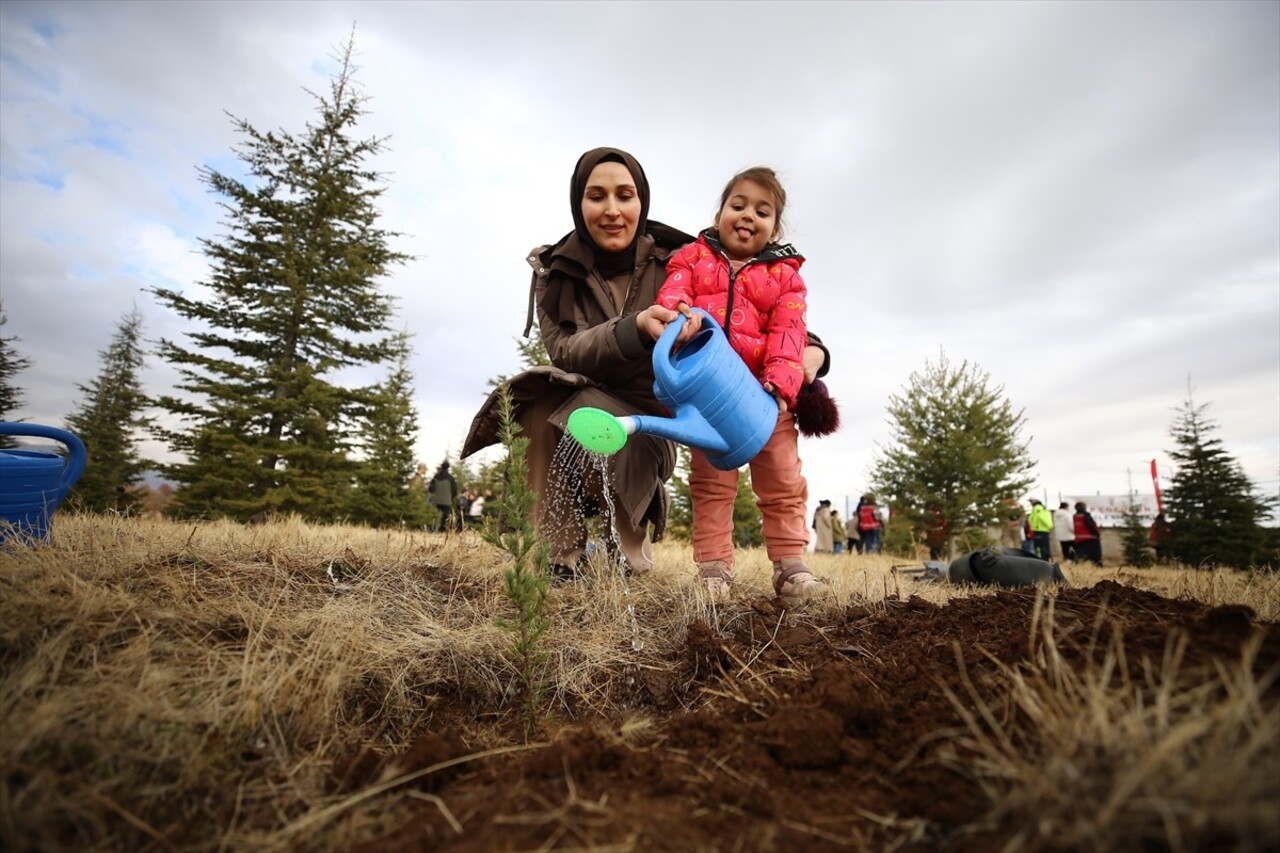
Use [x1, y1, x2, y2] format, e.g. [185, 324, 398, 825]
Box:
[846, 511, 862, 554]
[1073, 500, 1103, 566]
[812, 499, 834, 554]
[1027, 498, 1053, 561]
[468, 491, 487, 526]
[1150, 512, 1172, 564]
[1000, 499, 1026, 549]
[455, 492, 470, 526]
[656, 166, 825, 604]
[858, 494, 883, 554]
[924, 504, 947, 560]
[427, 461, 457, 532]
[1053, 501, 1076, 561]
[830, 509, 845, 554]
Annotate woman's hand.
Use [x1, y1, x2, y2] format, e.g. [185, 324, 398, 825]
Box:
[635, 304, 680, 342]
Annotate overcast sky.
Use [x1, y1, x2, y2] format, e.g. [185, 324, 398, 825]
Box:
[2, 0, 1277, 518]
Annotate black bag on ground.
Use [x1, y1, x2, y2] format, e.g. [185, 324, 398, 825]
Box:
[947, 546, 1067, 588]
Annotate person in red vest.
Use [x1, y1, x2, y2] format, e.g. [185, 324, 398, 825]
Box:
[858, 494, 883, 554]
[1150, 512, 1172, 564]
[1073, 501, 1103, 566]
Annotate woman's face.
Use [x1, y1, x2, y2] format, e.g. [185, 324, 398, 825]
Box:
[580, 162, 641, 253]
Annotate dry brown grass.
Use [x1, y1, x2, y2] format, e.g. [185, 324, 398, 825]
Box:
[1, 513, 1276, 851]
[939, 594, 1279, 852]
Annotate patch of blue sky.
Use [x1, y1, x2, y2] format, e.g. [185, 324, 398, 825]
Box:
[119, 261, 164, 286]
[67, 109, 130, 157]
[29, 15, 62, 43]
[200, 152, 259, 190]
[0, 17, 63, 95]
[168, 188, 210, 230]
[69, 262, 107, 284]
[0, 157, 65, 190]
[33, 227, 74, 246]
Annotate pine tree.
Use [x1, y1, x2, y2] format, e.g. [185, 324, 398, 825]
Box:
[345, 338, 429, 528]
[64, 309, 152, 512]
[667, 447, 694, 541]
[0, 302, 33, 449]
[731, 469, 764, 549]
[1164, 394, 1274, 569]
[150, 36, 409, 522]
[872, 352, 1035, 558]
[1120, 499, 1155, 568]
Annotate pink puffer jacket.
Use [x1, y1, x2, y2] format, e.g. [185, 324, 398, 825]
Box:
[655, 231, 808, 408]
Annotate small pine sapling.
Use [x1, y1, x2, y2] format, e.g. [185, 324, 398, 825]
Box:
[481, 387, 552, 739]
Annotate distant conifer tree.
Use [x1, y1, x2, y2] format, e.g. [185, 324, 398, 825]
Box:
[150, 36, 410, 522]
[64, 309, 152, 512]
[0, 302, 32, 449]
[346, 338, 429, 528]
[872, 352, 1034, 558]
[1164, 394, 1275, 569]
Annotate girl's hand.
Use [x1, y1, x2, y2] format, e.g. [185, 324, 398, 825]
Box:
[674, 302, 702, 343]
[802, 345, 824, 384]
[763, 382, 787, 414]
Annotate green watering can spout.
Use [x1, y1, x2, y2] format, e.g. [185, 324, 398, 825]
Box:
[566, 407, 635, 456]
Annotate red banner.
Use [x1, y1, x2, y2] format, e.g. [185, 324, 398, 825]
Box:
[1150, 459, 1163, 514]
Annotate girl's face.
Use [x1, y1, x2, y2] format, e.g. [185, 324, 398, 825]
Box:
[580, 162, 641, 253]
[715, 179, 779, 260]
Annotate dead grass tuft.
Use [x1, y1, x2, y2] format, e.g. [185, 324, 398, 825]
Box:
[939, 591, 1280, 851]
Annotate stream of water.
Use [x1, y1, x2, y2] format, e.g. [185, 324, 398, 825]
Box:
[545, 436, 645, 651]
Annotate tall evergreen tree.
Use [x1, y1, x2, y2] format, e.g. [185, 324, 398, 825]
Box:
[871, 352, 1035, 558]
[150, 37, 409, 522]
[0, 301, 33, 449]
[64, 309, 152, 511]
[346, 338, 429, 528]
[1164, 394, 1274, 569]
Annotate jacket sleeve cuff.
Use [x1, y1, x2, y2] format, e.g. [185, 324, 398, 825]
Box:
[615, 313, 651, 359]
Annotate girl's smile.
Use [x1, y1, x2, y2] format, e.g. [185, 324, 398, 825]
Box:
[715, 179, 779, 261]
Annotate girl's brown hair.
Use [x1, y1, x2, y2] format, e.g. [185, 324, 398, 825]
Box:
[717, 166, 787, 239]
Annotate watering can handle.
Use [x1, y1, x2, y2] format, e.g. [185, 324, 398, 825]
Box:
[654, 307, 717, 366]
[0, 422, 88, 498]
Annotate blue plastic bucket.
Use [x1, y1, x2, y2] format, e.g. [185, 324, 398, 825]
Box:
[0, 423, 87, 543]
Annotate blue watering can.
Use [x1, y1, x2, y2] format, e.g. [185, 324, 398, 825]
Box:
[567, 308, 778, 471]
[0, 422, 87, 543]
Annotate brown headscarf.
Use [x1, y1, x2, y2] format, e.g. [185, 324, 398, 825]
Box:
[566, 147, 651, 278]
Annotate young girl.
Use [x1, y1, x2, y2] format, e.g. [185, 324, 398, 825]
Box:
[654, 166, 824, 604]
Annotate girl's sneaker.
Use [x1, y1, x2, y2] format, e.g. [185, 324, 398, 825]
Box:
[772, 559, 828, 604]
[698, 561, 733, 605]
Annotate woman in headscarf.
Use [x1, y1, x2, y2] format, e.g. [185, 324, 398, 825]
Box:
[462, 147, 829, 582]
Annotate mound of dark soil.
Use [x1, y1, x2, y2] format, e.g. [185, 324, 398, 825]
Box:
[354, 582, 1279, 851]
